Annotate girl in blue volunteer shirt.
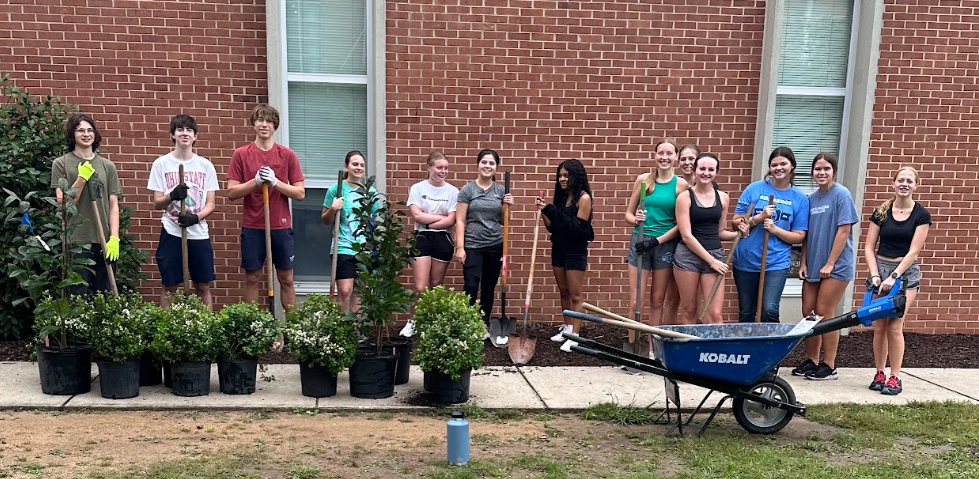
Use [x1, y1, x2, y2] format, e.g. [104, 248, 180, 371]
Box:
[792, 153, 859, 381]
[731, 146, 809, 323]
[624, 140, 688, 350]
[864, 166, 931, 396]
[322, 150, 377, 312]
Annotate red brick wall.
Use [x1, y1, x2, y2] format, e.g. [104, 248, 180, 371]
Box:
[1, 0, 269, 304]
[4, 0, 977, 333]
[862, 1, 979, 334]
[386, 0, 767, 326]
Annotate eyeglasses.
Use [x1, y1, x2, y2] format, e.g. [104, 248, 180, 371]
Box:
[75, 128, 95, 134]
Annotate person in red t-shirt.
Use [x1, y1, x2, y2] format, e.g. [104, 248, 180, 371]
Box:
[227, 104, 305, 311]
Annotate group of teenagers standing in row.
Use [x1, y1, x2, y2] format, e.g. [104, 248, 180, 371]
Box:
[52, 105, 929, 398]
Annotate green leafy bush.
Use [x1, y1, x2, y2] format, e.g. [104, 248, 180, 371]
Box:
[414, 286, 485, 380]
[350, 175, 417, 355]
[31, 294, 92, 349]
[149, 292, 222, 363]
[86, 292, 154, 363]
[285, 294, 358, 375]
[217, 302, 281, 359]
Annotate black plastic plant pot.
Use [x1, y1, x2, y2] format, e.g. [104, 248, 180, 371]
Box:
[388, 337, 413, 385]
[298, 362, 339, 398]
[170, 361, 211, 397]
[138, 349, 163, 387]
[427, 369, 471, 404]
[349, 351, 398, 399]
[217, 357, 258, 395]
[36, 345, 93, 395]
[96, 360, 140, 399]
[423, 370, 433, 392]
[162, 360, 173, 388]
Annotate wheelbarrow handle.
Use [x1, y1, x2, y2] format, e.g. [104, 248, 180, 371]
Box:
[810, 277, 907, 336]
[562, 310, 697, 339]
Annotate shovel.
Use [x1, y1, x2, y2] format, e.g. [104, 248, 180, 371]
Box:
[88, 175, 118, 295]
[489, 171, 515, 346]
[624, 181, 650, 359]
[756, 197, 774, 323]
[329, 169, 344, 300]
[509, 191, 543, 364]
[178, 164, 191, 293]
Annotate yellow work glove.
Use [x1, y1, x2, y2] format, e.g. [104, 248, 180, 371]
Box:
[77, 161, 95, 181]
[105, 236, 120, 262]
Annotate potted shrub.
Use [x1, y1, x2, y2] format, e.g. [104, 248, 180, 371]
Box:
[285, 294, 358, 398]
[348, 176, 417, 399]
[148, 292, 222, 397]
[31, 294, 93, 395]
[87, 292, 151, 399]
[216, 301, 280, 395]
[414, 286, 485, 403]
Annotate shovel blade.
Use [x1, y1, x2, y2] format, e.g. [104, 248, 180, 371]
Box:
[508, 335, 537, 365]
[489, 317, 515, 348]
[622, 338, 650, 358]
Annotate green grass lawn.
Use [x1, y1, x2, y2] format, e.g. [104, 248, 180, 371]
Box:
[3, 402, 977, 478]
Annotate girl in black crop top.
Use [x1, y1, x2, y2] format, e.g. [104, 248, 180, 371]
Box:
[863, 166, 932, 396]
[673, 153, 739, 324]
[537, 159, 594, 352]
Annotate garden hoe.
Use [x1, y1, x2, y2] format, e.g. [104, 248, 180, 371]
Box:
[489, 171, 515, 347]
[697, 202, 755, 323]
[329, 169, 343, 300]
[178, 164, 191, 293]
[509, 191, 543, 364]
[88, 174, 118, 295]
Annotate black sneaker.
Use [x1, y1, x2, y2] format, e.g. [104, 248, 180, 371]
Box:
[881, 375, 903, 395]
[869, 371, 886, 391]
[792, 358, 818, 377]
[805, 362, 838, 381]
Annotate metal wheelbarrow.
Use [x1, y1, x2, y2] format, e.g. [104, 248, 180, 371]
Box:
[561, 278, 908, 436]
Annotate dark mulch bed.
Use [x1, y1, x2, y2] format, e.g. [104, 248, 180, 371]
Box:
[4, 325, 977, 368]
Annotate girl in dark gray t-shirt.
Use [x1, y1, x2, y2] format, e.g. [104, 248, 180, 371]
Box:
[454, 149, 514, 341]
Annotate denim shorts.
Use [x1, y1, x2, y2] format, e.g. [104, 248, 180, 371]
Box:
[875, 257, 921, 289]
[672, 242, 724, 274]
[625, 230, 677, 271]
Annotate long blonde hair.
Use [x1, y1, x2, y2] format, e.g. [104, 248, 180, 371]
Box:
[873, 166, 920, 223]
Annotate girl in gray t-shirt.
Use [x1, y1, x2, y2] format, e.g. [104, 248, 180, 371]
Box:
[454, 149, 514, 339]
[793, 153, 859, 381]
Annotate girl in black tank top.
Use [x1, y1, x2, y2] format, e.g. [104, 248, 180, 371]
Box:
[673, 153, 739, 324]
[538, 159, 593, 352]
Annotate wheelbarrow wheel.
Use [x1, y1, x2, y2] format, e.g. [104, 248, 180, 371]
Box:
[733, 376, 796, 435]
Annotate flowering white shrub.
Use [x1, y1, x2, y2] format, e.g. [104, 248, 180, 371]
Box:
[285, 294, 358, 375]
[217, 302, 280, 359]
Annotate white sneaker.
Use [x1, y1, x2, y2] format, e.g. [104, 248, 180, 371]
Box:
[496, 335, 509, 346]
[560, 339, 577, 352]
[550, 324, 572, 342]
[400, 320, 415, 338]
[483, 324, 490, 341]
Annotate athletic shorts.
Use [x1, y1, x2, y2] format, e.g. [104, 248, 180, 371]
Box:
[414, 231, 453, 262]
[156, 229, 215, 285]
[551, 247, 587, 271]
[334, 254, 359, 281]
[241, 227, 296, 271]
[625, 231, 678, 271]
[672, 242, 724, 274]
[875, 256, 921, 289]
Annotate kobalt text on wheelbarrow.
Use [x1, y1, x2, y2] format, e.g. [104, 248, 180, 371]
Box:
[561, 278, 908, 436]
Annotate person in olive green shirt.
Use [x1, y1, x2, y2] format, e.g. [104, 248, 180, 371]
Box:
[50, 113, 122, 295]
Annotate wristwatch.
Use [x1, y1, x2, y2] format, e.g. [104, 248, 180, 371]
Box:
[890, 272, 899, 279]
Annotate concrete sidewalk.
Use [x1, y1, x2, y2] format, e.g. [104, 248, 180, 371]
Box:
[1, 362, 975, 411]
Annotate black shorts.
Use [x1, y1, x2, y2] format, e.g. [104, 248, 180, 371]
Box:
[552, 247, 587, 271]
[335, 254, 359, 281]
[156, 229, 215, 285]
[241, 227, 296, 271]
[414, 231, 453, 262]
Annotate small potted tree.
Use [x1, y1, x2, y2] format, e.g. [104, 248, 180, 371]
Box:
[30, 294, 93, 395]
[87, 292, 151, 399]
[148, 292, 222, 397]
[216, 301, 280, 395]
[348, 176, 416, 399]
[414, 286, 485, 403]
[285, 294, 358, 398]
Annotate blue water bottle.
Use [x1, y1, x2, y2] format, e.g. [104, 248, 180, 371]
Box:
[447, 410, 469, 466]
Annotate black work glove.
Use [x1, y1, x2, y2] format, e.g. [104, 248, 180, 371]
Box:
[169, 183, 189, 202]
[634, 237, 660, 255]
[177, 212, 200, 228]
